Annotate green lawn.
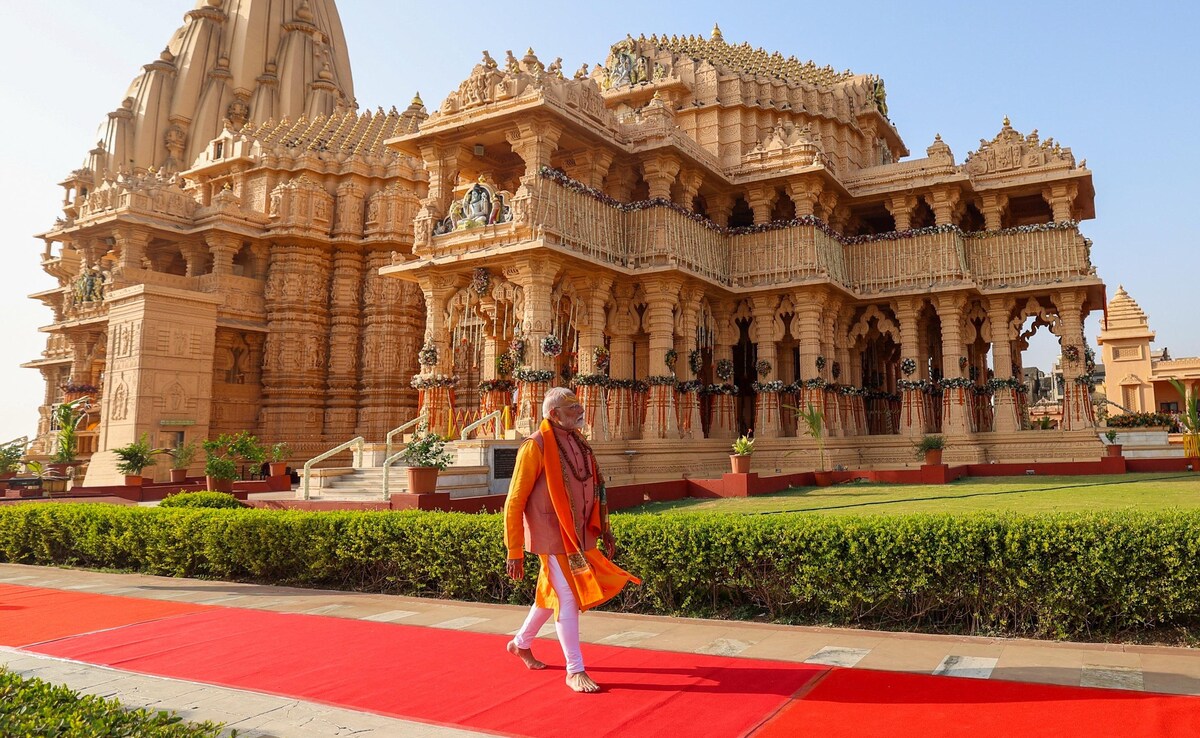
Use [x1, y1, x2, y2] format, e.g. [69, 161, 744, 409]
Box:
[621, 473, 1200, 517]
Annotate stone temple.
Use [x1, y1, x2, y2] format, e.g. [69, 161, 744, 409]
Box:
[27, 0, 1106, 486]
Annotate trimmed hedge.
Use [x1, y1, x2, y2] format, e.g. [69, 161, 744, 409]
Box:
[1, 505, 1199, 639]
[0, 668, 228, 737]
[159, 492, 245, 509]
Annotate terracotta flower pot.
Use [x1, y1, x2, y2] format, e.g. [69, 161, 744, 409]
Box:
[123, 474, 143, 487]
[406, 466, 440, 495]
[924, 449, 943, 466]
[170, 468, 188, 484]
[206, 476, 234, 493]
[1106, 444, 1123, 457]
[813, 470, 833, 487]
[269, 462, 288, 477]
[730, 454, 751, 475]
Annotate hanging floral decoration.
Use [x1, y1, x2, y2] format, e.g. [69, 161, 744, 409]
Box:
[831, 361, 841, 380]
[646, 374, 678, 386]
[986, 377, 1023, 391]
[688, 349, 703, 375]
[572, 373, 610, 388]
[664, 349, 678, 370]
[804, 377, 827, 390]
[514, 367, 554, 383]
[701, 383, 739, 396]
[939, 377, 974, 390]
[540, 334, 562, 358]
[410, 373, 459, 390]
[715, 358, 734, 381]
[901, 357, 917, 376]
[815, 355, 827, 371]
[418, 343, 439, 367]
[495, 352, 515, 377]
[592, 346, 610, 372]
[755, 359, 772, 377]
[478, 378, 515, 394]
[840, 385, 868, 397]
[898, 378, 932, 392]
[1063, 344, 1080, 362]
[510, 336, 527, 364]
[470, 267, 491, 296]
[958, 356, 969, 370]
[752, 379, 785, 394]
[676, 380, 703, 394]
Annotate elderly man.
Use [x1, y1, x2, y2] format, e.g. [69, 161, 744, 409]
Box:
[503, 387, 639, 693]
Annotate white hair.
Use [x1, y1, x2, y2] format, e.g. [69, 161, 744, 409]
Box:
[542, 387, 578, 418]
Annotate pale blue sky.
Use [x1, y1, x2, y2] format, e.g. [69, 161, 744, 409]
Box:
[1, 0, 1196, 440]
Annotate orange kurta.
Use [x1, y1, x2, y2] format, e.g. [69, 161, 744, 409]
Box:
[504, 420, 639, 617]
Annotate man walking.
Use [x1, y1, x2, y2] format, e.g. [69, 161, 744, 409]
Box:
[504, 387, 639, 693]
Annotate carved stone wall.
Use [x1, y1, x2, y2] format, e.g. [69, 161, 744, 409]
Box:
[357, 248, 424, 438]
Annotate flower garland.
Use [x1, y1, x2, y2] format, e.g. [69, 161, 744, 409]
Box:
[939, 377, 974, 390]
[783, 382, 802, 394]
[478, 379, 515, 394]
[701, 383, 739, 396]
[900, 357, 917, 376]
[514, 368, 554, 383]
[592, 346, 610, 372]
[572, 373, 610, 388]
[663, 348, 678, 370]
[495, 352, 515, 377]
[646, 374, 678, 387]
[815, 355, 827, 371]
[688, 349, 703, 375]
[509, 336, 527, 364]
[840, 385, 868, 397]
[755, 359, 772, 377]
[676, 380, 702, 394]
[540, 167, 1085, 246]
[1063, 344, 1080, 362]
[897, 378, 932, 392]
[958, 356, 969, 370]
[715, 358, 734, 381]
[986, 377, 1023, 391]
[418, 343, 439, 368]
[411, 373, 459, 390]
[470, 267, 491, 296]
[972, 384, 994, 396]
[823, 383, 842, 394]
[541, 334, 562, 357]
[804, 377, 827, 390]
[752, 379, 786, 394]
[609, 378, 638, 390]
[61, 381, 99, 394]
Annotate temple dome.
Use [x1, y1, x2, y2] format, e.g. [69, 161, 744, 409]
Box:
[90, 0, 354, 175]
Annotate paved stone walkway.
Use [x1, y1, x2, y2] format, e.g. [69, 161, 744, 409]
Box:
[2, 563, 1199, 736]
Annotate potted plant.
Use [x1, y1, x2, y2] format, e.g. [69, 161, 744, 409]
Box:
[1103, 429, 1122, 457]
[202, 431, 265, 493]
[169, 440, 197, 484]
[1168, 379, 1200, 461]
[794, 403, 831, 487]
[730, 434, 754, 474]
[50, 399, 88, 474]
[914, 434, 947, 466]
[21, 461, 68, 497]
[268, 442, 290, 477]
[112, 433, 165, 486]
[399, 429, 454, 494]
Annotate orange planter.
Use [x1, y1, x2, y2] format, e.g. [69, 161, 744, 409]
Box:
[170, 468, 188, 484]
[729, 454, 751, 475]
[924, 449, 943, 466]
[206, 476, 234, 493]
[406, 466, 440, 494]
[1105, 445, 1123, 457]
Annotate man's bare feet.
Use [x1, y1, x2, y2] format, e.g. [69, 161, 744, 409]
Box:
[507, 640, 546, 670]
[565, 671, 601, 693]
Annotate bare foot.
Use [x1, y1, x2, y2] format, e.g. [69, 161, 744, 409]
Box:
[566, 671, 601, 693]
[507, 640, 546, 670]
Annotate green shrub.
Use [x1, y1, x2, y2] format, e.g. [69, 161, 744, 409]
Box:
[159, 492, 245, 509]
[1, 505, 1199, 640]
[1108, 412, 1182, 432]
[0, 668, 228, 737]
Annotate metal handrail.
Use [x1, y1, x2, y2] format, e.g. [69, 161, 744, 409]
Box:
[301, 436, 364, 500]
[460, 410, 504, 441]
[385, 418, 422, 465]
[1, 436, 29, 451]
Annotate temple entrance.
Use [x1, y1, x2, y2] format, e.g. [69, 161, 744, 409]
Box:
[733, 320, 757, 435]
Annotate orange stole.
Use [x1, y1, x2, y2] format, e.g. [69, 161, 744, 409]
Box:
[535, 418, 639, 617]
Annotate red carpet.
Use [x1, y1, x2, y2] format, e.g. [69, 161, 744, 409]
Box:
[0, 583, 205, 647]
[31, 607, 825, 738]
[749, 668, 1200, 738]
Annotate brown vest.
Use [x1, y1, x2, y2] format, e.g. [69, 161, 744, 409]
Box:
[521, 430, 597, 555]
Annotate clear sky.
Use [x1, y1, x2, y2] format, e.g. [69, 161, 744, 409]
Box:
[1, 0, 1196, 441]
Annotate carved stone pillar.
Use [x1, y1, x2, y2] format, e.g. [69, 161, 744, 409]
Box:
[819, 300, 844, 436]
[751, 295, 781, 439]
[674, 167, 704, 208]
[886, 194, 916, 232]
[324, 246, 363, 440]
[895, 297, 926, 439]
[1055, 289, 1095, 431]
[641, 154, 681, 201]
[358, 249, 423, 440]
[1043, 182, 1079, 223]
[206, 233, 240, 276]
[642, 279, 680, 440]
[986, 297, 1020, 434]
[746, 186, 777, 225]
[928, 187, 961, 226]
[707, 192, 735, 227]
[113, 227, 151, 272]
[708, 300, 738, 440]
[793, 297, 825, 434]
[508, 119, 564, 179]
[980, 192, 1008, 231]
[935, 293, 971, 437]
[261, 243, 332, 442]
[511, 258, 560, 435]
[180, 242, 209, 277]
[607, 283, 638, 440]
[562, 148, 615, 190]
[786, 178, 822, 218]
[575, 276, 613, 441]
[675, 287, 704, 439]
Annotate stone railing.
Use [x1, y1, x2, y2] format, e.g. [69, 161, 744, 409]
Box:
[730, 225, 846, 287]
[628, 208, 729, 285]
[533, 177, 630, 268]
[965, 227, 1093, 289]
[846, 230, 970, 295]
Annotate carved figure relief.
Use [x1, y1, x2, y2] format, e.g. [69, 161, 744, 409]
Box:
[433, 180, 513, 235]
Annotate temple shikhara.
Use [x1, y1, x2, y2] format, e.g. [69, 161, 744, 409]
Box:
[27, 0, 1108, 488]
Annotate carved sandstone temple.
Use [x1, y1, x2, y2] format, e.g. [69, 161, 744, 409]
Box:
[28, 2, 1106, 484]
